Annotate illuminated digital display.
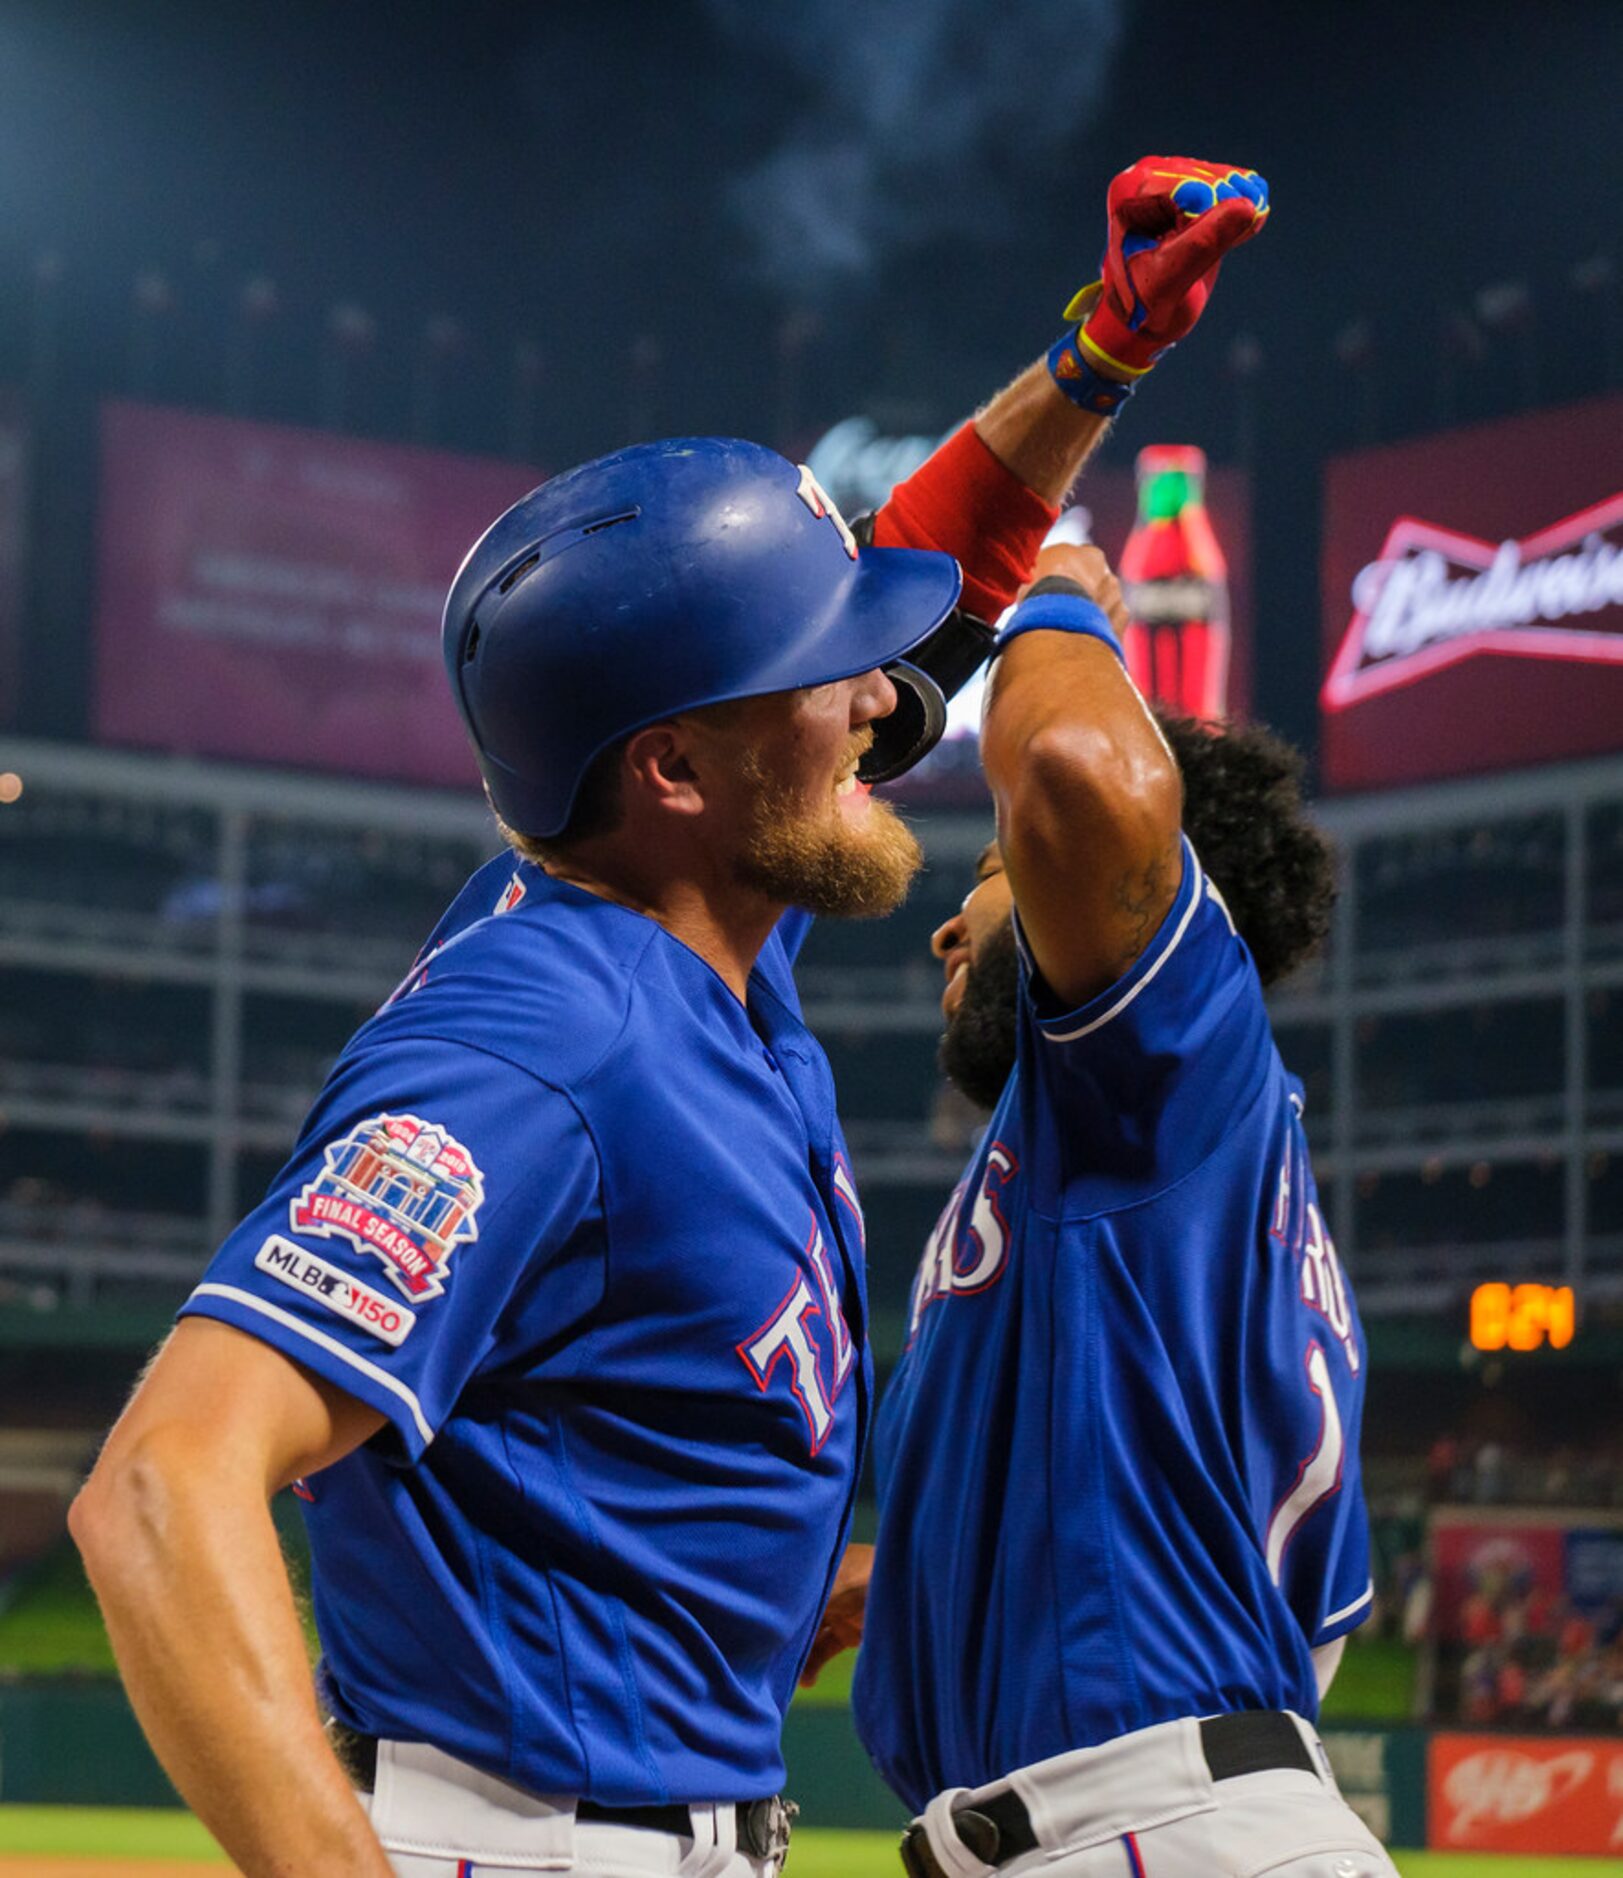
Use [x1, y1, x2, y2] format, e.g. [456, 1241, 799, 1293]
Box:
[1469, 1283, 1575, 1353]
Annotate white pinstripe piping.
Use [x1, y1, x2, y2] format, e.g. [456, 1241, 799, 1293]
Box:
[1322, 1580, 1374, 1630]
[1040, 854, 1203, 1044]
[189, 1282, 434, 1448]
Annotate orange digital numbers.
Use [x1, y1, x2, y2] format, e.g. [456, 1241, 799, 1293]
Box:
[1469, 1283, 1575, 1352]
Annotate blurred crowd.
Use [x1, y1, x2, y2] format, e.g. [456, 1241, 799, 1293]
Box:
[1426, 1435, 1623, 1511]
[1455, 1576, 1623, 1731]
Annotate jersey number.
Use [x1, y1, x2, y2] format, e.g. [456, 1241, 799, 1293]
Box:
[1264, 1341, 1344, 1585]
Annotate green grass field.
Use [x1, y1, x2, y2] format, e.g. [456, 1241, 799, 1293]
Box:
[0, 1550, 118, 1675]
[0, 1808, 1609, 1874]
[3, 1544, 1422, 1717]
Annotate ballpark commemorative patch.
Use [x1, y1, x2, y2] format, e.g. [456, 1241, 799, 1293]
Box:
[289, 1111, 486, 1302]
[254, 1235, 418, 1346]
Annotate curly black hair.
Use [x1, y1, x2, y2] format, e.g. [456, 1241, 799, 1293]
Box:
[1153, 712, 1337, 987]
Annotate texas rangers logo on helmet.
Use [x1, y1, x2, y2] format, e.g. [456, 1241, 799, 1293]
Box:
[290, 1112, 486, 1301]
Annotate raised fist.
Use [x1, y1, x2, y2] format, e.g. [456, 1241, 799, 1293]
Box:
[1069, 157, 1269, 380]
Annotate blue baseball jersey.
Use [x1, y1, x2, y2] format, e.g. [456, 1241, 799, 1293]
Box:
[852, 839, 1371, 1812]
[180, 859, 866, 1804]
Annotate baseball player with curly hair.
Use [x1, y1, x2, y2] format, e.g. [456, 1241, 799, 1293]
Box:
[807, 167, 1397, 1878]
[70, 157, 1266, 1878]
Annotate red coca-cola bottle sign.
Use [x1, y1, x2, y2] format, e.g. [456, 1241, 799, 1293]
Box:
[1119, 444, 1232, 719]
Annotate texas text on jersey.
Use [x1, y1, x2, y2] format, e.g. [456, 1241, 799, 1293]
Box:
[183, 858, 869, 1804]
[854, 839, 1372, 1809]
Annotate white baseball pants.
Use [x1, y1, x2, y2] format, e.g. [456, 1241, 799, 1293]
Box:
[910, 1712, 1400, 1878]
[360, 1739, 780, 1878]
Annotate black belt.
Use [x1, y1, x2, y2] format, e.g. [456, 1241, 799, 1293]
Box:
[329, 1725, 796, 1862]
[899, 1712, 1318, 1878]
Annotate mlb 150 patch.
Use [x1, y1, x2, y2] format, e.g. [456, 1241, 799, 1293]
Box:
[255, 1234, 418, 1345]
[289, 1110, 486, 1301]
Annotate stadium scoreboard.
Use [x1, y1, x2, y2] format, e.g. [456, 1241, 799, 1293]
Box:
[1469, 1282, 1576, 1353]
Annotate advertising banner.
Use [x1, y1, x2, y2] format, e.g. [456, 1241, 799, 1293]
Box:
[93, 402, 543, 789]
[808, 418, 1253, 807]
[810, 420, 1254, 725]
[1429, 1733, 1623, 1855]
[1428, 1514, 1567, 1635]
[1566, 1527, 1623, 1609]
[1321, 393, 1623, 792]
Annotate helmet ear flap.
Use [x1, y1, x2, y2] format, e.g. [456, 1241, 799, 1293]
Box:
[848, 506, 997, 786]
[859, 659, 947, 785]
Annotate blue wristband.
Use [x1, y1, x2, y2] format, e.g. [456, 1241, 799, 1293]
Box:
[1046, 329, 1136, 417]
[996, 587, 1126, 662]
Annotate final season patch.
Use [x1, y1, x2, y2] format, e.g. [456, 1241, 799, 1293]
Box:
[290, 1112, 486, 1301]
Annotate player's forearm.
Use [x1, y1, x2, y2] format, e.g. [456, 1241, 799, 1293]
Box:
[71, 1433, 390, 1877]
[983, 630, 1182, 1002]
[872, 364, 1115, 626]
[973, 358, 1115, 507]
[985, 631, 1178, 857]
[872, 418, 1060, 627]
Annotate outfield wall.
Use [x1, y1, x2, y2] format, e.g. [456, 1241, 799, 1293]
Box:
[2, 1681, 1618, 1855]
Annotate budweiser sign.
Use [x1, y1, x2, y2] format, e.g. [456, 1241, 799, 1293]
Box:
[1323, 491, 1623, 710]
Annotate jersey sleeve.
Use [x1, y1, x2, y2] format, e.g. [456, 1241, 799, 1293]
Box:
[873, 422, 1057, 623]
[179, 1035, 602, 1462]
[1013, 837, 1274, 1203]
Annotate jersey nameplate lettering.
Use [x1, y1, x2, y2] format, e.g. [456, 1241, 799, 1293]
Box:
[254, 1234, 417, 1346]
[1271, 1135, 1360, 1375]
[290, 1111, 486, 1301]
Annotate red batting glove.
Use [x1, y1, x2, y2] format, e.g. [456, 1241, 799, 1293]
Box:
[1068, 156, 1270, 381]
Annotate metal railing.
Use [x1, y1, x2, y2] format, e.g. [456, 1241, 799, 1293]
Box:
[3, 735, 1623, 1315]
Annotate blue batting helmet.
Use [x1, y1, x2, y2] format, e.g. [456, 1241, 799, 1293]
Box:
[442, 437, 963, 837]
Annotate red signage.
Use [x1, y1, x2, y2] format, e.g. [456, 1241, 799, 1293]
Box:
[1321, 394, 1623, 791]
[1428, 1515, 1567, 1635]
[93, 402, 544, 789]
[898, 454, 1253, 806]
[1430, 1734, 1623, 1856]
[1057, 461, 1254, 721]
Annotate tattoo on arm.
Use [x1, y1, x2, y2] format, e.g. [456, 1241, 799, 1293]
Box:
[1111, 834, 1181, 973]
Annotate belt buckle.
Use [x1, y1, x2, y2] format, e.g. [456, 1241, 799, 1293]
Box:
[740, 1794, 798, 1865]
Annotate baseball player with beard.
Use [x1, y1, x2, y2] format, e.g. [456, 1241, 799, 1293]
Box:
[810, 540, 1396, 1875]
[71, 156, 1266, 1878]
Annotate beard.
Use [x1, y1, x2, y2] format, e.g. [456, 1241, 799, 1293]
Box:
[939, 915, 1020, 1112]
[732, 746, 923, 919]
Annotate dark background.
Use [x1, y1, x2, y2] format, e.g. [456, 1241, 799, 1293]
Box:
[0, 0, 1617, 764]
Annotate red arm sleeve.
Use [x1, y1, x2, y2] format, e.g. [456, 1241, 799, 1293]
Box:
[871, 424, 1059, 625]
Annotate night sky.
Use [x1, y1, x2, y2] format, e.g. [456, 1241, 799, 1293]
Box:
[0, 0, 1618, 757]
